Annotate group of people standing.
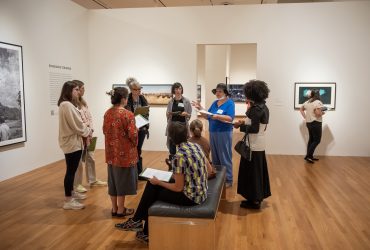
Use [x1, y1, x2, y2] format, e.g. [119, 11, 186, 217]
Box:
[57, 76, 325, 244]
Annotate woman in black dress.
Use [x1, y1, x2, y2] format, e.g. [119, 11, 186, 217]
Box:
[233, 80, 271, 209]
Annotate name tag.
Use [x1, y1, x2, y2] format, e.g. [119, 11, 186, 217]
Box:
[178, 103, 184, 107]
[216, 109, 223, 114]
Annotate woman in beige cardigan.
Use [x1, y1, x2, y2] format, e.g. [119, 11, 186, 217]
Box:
[58, 81, 91, 210]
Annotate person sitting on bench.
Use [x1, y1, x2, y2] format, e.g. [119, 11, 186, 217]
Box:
[115, 122, 208, 244]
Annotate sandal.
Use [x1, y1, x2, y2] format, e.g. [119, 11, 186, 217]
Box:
[116, 207, 135, 217]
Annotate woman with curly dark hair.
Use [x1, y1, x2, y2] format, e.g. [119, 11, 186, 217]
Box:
[233, 80, 271, 209]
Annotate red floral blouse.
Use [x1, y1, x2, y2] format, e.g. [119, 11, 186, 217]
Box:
[103, 106, 138, 167]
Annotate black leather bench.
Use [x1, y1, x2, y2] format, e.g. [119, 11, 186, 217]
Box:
[148, 165, 226, 250]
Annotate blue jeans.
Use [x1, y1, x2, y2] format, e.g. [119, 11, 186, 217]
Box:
[210, 131, 233, 183]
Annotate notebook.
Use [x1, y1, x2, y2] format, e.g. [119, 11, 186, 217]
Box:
[139, 167, 172, 182]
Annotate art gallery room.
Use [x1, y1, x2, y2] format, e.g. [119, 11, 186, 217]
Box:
[0, 0, 369, 249]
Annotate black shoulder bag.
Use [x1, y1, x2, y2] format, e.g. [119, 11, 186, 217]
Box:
[234, 133, 252, 161]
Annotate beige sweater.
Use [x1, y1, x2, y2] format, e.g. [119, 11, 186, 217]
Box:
[58, 101, 91, 154]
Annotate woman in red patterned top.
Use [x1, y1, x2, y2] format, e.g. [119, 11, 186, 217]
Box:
[103, 87, 138, 217]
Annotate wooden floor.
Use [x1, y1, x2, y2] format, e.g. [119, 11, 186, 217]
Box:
[0, 150, 369, 250]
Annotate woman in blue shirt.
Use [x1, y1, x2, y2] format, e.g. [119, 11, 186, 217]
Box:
[193, 83, 235, 187]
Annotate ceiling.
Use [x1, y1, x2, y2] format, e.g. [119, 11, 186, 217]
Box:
[71, 0, 355, 9]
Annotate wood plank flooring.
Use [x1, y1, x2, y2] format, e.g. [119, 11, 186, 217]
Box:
[0, 150, 369, 250]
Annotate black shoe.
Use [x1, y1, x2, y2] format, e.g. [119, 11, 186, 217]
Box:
[312, 157, 319, 161]
[304, 156, 314, 164]
[240, 200, 261, 209]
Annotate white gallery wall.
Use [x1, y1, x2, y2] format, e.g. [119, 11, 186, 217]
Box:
[0, 0, 369, 181]
[88, 2, 370, 156]
[0, 0, 89, 181]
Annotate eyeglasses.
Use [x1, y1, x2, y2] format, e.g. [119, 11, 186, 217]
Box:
[132, 88, 141, 91]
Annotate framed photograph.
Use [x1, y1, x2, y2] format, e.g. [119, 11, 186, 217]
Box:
[227, 84, 246, 103]
[294, 82, 336, 110]
[0, 42, 26, 147]
[112, 84, 172, 106]
[197, 84, 201, 102]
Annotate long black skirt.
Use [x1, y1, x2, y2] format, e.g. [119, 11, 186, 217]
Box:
[237, 151, 271, 201]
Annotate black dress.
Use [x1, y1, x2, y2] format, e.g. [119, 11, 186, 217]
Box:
[237, 103, 271, 202]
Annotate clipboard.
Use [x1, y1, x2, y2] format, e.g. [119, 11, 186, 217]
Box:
[134, 106, 150, 116]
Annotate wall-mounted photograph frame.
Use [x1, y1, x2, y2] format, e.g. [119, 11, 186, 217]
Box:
[294, 82, 336, 110]
[112, 84, 172, 106]
[197, 84, 201, 102]
[0, 41, 26, 147]
[227, 84, 246, 103]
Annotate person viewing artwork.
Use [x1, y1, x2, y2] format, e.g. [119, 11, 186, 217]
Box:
[192, 83, 235, 187]
[299, 89, 325, 163]
[58, 81, 92, 210]
[103, 87, 138, 217]
[73, 80, 107, 194]
[165, 82, 192, 170]
[233, 80, 271, 209]
[125, 77, 149, 179]
[115, 122, 208, 244]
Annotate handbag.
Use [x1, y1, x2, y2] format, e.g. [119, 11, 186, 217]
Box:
[234, 134, 252, 161]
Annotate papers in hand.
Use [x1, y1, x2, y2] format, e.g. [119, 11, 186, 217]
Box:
[139, 168, 172, 182]
[135, 114, 149, 129]
[198, 109, 213, 116]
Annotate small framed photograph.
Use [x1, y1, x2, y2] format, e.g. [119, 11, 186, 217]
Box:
[227, 84, 246, 103]
[112, 84, 172, 106]
[0, 41, 26, 147]
[197, 84, 201, 102]
[294, 82, 336, 110]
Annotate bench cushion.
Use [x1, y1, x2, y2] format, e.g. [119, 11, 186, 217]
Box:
[148, 166, 226, 219]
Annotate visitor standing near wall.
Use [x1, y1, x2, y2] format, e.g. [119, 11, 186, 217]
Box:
[58, 81, 92, 210]
[73, 80, 107, 193]
[233, 80, 271, 209]
[192, 83, 235, 187]
[300, 89, 325, 163]
[165, 82, 192, 170]
[125, 77, 149, 179]
[103, 87, 138, 217]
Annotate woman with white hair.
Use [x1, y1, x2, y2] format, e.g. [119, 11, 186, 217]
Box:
[125, 77, 149, 177]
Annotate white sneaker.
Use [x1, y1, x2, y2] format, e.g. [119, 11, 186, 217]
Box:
[63, 199, 85, 210]
[90, 180, 107, 186]
[75, 184, 87, 193]
[72, 191, 87, 200]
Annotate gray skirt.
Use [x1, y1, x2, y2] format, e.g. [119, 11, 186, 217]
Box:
[108, 165, 137, 196]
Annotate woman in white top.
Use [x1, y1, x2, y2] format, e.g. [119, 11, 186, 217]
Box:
[73, 80, 107, 193]
[233, 80, 271, 209]
[300, 89, 325, 163]
[58, 81, 92, 210]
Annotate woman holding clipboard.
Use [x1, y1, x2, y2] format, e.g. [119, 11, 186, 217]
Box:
[125, 77, 149, 178]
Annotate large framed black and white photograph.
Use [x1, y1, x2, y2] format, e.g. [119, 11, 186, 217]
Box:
[0, 42, 26, 147]
[294, 82, 336, 110]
